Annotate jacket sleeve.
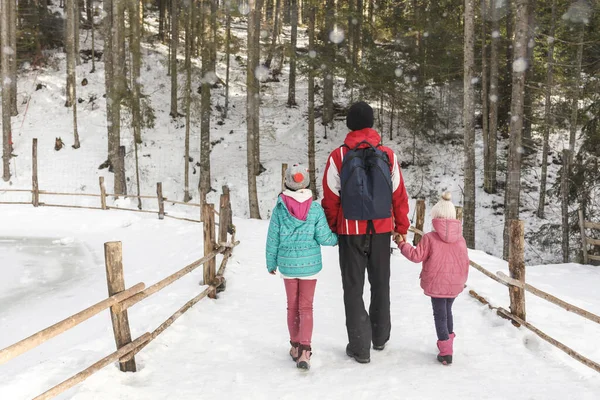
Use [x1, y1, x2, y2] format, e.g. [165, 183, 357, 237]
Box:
[314, 207, 338, 246]
[321, 151, 341, 233]
[399, 235, 431, 264]
[265, 207, 281, 272]
[390, 153, 410, 235]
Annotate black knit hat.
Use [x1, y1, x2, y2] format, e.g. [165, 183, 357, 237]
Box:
[346, 101, 374, 131]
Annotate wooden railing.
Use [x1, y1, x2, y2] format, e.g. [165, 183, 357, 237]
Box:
[0, 187, 239, 399]
[579, 209, 600, 264]
[409, 202, 600, 374]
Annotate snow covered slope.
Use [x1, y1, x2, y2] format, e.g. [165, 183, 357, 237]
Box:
[1, 207, 599, 399]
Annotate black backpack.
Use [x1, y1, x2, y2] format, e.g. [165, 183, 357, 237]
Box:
[340, 141, 393, 222]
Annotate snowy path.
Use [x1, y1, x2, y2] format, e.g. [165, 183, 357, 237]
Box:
[1, 210, 600, 399]
[66, 220, 600, 400]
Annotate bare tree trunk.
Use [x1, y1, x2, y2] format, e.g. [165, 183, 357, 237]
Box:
[199, 1, 212, 205]
[66, 0, 81, 148]
[354, 0, 363, 66]
[247, 0, 262, 219]
[287, 0, 298, 106]
[130, 0, 142, 145]
[104, 0, 115, 166]
[463, 0, 476, 249]
[537, 0, 555, 219]
[322, 0, 335, 127]
[265, 0, 281, 68]
[389, 96, 394, 141]
[523, 0, 536, 140]
[486, 0, 499, 194]
[210, 0, 218, 72]
[481, 0, 489, 194]
[224, 1, 232, 118]
[502, 0, 529, 259]
[86, 0, 93, 25]
[159, 0, 167, 41]
[91, 11, 96, 73]
[9, 0, 17, 116]
[253, 0, 263, 174]
[170, 0, 179, 117]
[569, 27, 584, 153]
[74, 0, 81, 66]
[561, 149, 571, 262]
[1, 0, 12, 181]
[184, 1, 194, 202]
[307, 0, 317, 198]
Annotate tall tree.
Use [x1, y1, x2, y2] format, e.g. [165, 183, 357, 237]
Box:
[224, 0, 232, 118]
[247, 0, 262, 218]
[184, 1, 194, 202]
[1, 1, 12, 181]
[210, 0, 218, 72]
[502, 0, 530, 259]
[265, 0, 281, 68]
[307, 0, 317, 197]
[287, 0, 298, 106]
[170, 0, 179, 117]
[129, 0, 143, 208]
[486, 0, 500, 194]
[9, 0, 17, 116]
[481, 0, 489, 193]
[463, 0, 476, 248]
[199, 1, 212, 204]
[66, 0, 81, 148]
[537, 0, 556, 218]
[74, 0, 80, 66]
[159, 0, 167, 41]
[322, 0, 335, 127]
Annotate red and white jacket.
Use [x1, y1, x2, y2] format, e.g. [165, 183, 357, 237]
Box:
[321, 128, 410, 235]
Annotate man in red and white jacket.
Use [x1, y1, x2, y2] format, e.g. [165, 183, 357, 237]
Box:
[321, 101, 410, 363]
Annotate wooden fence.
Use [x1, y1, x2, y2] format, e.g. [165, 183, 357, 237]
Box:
[579, 209, 600, 265]
[410, 201, 600, 374]
[0, 181, 239, 399]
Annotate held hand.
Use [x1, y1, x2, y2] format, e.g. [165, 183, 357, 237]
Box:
[269, 270, 277, 275]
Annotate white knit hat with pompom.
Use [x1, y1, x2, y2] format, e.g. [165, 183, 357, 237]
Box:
[430, 192, 456, 219]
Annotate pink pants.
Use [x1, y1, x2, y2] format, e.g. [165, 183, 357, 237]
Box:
[284, 279, 317, 346]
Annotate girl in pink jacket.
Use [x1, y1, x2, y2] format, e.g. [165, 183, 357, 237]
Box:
[397, 193, 469, 365]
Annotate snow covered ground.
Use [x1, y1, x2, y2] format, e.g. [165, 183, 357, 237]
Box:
[1, 207, 599, 399]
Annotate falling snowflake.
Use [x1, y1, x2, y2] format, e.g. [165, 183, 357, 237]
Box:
[3, 77, 12, 85]
[260, 30, 269, 39]
[329, 28, 345, 44]
[394, 68, 403, 77]
[423, 32, 429, 38]
[528, 39, 535, 48]
[490, 94, 498, 103]
[238, 3, 250, 15]
[547, 36, 555, 44]
[308, 50, 317, 59]
[351, 18, 358, 25]
[2, 46, 15, 56]
[512, 58, 528, 73]
[254, 65, 269, 82]
[492, 31, 501, 38]
[471, 77, 479, 85]
[512, 116, 519, 122]
[411, 76, 417, 82]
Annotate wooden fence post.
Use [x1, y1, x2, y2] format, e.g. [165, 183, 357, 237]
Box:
[99, 177, 107, 210]
[32, 138, 39, 207]
[219, 190, 230, 244]
[103, 241, 137, 372]
[157, 182, 165, 220]
[508, 220, 526, 324]
[413, 199, 425, 245]
[281, 163, 288, 192]
[578, 209, 589, 265]
[203, 203, 217, 298]
[455, 206, 463, 222]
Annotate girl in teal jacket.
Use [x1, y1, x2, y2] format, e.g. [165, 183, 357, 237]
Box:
[266, 164, 337, 371]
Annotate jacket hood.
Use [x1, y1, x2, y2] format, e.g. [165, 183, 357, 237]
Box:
[280, 189, 313, 221]
[432, 219, 463, 243]
[344, 128, 382, 149]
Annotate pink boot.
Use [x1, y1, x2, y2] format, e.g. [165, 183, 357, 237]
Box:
[296, 345, 312, 370]
[289, 341, 299, 361]
[436, 339, 453, 365]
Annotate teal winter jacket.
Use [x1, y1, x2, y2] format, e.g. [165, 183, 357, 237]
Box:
[266, 196, 338, 277]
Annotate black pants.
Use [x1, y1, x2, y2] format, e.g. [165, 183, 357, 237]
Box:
[431, 297, 455, 341]
[339, 233, 391, 357]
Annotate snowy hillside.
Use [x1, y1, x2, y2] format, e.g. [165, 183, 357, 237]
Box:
[0, 10, 580, 265]
[1, 206, 599, 399]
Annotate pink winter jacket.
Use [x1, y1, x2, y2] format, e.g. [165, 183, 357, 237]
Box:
[400, 219, 469, 298]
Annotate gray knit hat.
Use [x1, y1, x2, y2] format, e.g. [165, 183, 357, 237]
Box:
[430, 192, 457, 219]
[285, 164, 310, 191]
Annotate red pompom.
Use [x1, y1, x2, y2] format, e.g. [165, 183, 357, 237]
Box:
[293, 172, 304, 183]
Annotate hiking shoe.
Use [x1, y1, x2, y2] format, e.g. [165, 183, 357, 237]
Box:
[297, 345, 312, 370]
[346, 345, 370, 364]
[289, 341, 299, 362]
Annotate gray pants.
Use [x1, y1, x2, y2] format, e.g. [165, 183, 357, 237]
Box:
[431, 297, 455, 341]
